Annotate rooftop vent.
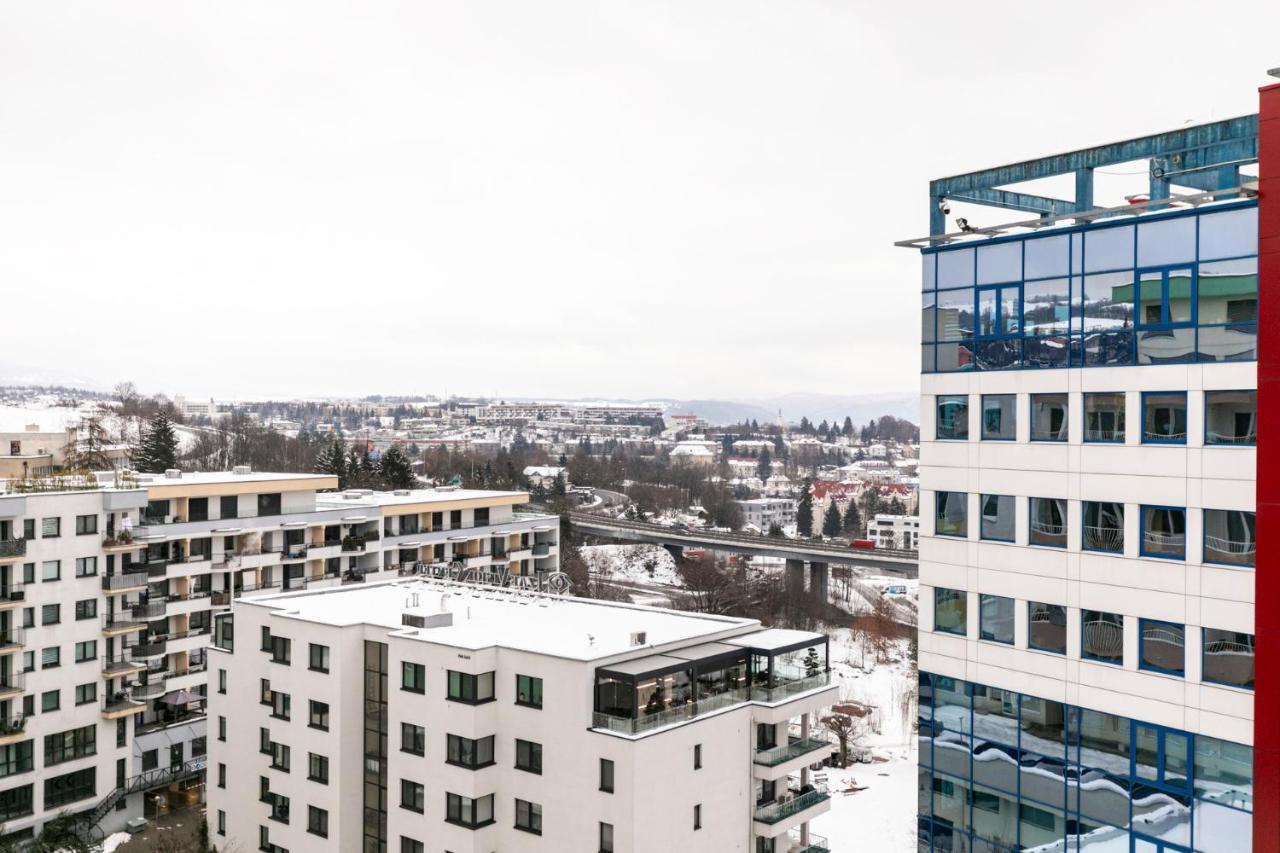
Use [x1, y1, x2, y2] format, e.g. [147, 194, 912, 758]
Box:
[403, 611, 454, 629]
[630, 631, 647, 647]
[393, 489, 411, 496]
[232, 465, 252, 475]
[164, 469, 182, 479]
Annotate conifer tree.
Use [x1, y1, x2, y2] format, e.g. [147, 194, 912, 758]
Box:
[822, 499, 843, 538]
[378, 445, 416, 490]
[796, 479, 814, 538]
[133, 413, 179, 473]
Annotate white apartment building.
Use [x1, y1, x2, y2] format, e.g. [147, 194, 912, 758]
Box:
[207, 579, 838, 853]
[0, 469, 559, 846]
[734, 499, 798, 534]
[869, 514, 919, 550]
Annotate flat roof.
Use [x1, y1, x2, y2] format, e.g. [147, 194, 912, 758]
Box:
[246, 579, 758, 661]
[135, 471, 325, 487]
[723, 628, 826, 653]
[315, 487, 527, 509]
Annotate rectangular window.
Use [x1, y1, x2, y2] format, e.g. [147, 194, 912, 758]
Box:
[935, 491, 967, 537]
[1203, 509, 1255, 567]
[936, 395, 969, 440]
[979, 494, 1014, 542]
[307, 805, 328, 838]
[308, 700, 329, 731]
[74, 640, 96, 662]
[1202, 628, 1253, 690]
[693, 743, 702, 770]
[218, 669, 227, 694]
[0, 742, 33, 779]
[43, 766, 95, 809]
[600, 822, 615, 853]
[515, 674, 542, 708]
[447, 670, 494, 704]
[446, 734, 495, 769]
[217, 810, 225, 836]
[220, 496, 238, 519]
[515, 739, 542, 774]
[1205, 390, 1256, 445]
[445, 792, 494, 829]
[41, 647, 59, 669]
[0, 783, 32, 822]
[400, 780, 425, 813]
[401, 723, 425, 756]
[74, 599, 96, 620]
[41, 604, 59, 625]
[270, 741, 290, 772]
[934, 588, 967, 636]
[1082, 610, 1124, 665]
[308, 644, 329, 673]
[1139, 619, 1185, 676]
[401, 662, 425, 693]
[75, 557, 97, 578]
[1028, 497, 1067, 547]
[693, 803, 702, 830]
[1083, 501, 1124, 554]
[1083, 393, 1126, 442]
[41, 560, 60, 582]
[1028, 603, 1067, 655]
[1142, 391, 1187, 444]
[515, 798, 542, 835]
[257, 493, 282, 517]
[979, 595, 1014, 644]
[1141, 506, 1186, 559]
[400, 839, 424, 853]
[40, 518, 60, 538]
[1030, 393, 1068, 441]
[308, 752, 329, 784]
[74, 683, 96, 706]
[980, 394, 1015, 440]
[74, 515, 97, 535]
[599, 758, 615, 793]
[43, 725, 96, 766]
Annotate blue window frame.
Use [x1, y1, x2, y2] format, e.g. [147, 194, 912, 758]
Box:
[1027, 602, 1066, 655]
[1082, 501, 1124, 554]
[1083, 393, 1126, 443]
[1204, 390, 1256, 446]
[1081, 610, 1123, 665]
[1141, 392, 1187, 444]
[936, 396, 969, 441]
[1138, 620, 1185, 677]
[1140, 506, 1186, 560]
[980, 395, 1015, 440]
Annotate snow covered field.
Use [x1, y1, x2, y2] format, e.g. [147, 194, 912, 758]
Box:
[581, 544, 683, 587]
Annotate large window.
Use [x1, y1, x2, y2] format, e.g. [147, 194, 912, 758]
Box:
[514, 799, 542, 835]
[934, 589, 967, 636]
[44, 725, 95, 766]
[445, 793, 494, 829]
[401, 662, 425, 694]
[446, 734, 494, 769]
[980, 395, 1014, 440]
[978, 595, 1014, 645]
[447, 671, 495, 704]
[515, 674, 542, 708]
[1139, 620, 1185, 676]
[936, 396, 969, 440]
[1205, 390, 1256, 445]
[1202, 629, 1253, 690]
[44, 766, 95, 809]
[1083, 393, 1126, 442]
[1082, 501, 1124, 554]
[979, 495, 1014, 542]
[1142, 392, 1187, 444]
[401, 723, 425, 756]
[1141, 506, 1186, 560]
[1204, 509, 1255, 567]
[515, 739, 542, 774]
[935, 492, 967, 538]
[1081, 611, 1123, 665]
[399, 780, 424, 813]
[1029, 498, 1067, 548]
[1030, 393, 1067, 441]
[1028, 603, 1067, 655]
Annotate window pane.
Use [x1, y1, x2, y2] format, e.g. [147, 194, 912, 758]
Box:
[1023, 334, 1069, 369]
[1028, 603, 1067, 654]
[1025, 234, 1069, 280]
[976, 241, 1021, 284]
[936, 397, 968, 440]
[936, 289, 975, 341]
[1204, 509, 1255, 567]
[1081, 611, 1124, 665]
[979, 595, 1014, 644]
[1137, 215, 1195, 267]
[1139, 620, 1184, 676]
[979, 495, 1014, 542]
[934, 589, 967, 636]
[977, 288, 998, 337]
[1081, 330, 1134, 366]
[936, 341, 974, 372]
[935, 492, 967, 538]
[980, 396, 1014, 440]
[1023, 278, 1070, 336]
[1142, 392, 1187, 443]
[1203, 629, 1254, 690]
[937, 247, 974, 288]
[1081, 272, 1134, 331]
[1082, 502, 1124, 553]
[1141, 506, 1185, 559]
[1205, 390, 1256, 446]
[922, 292, 936, 343]
[1083, 393, 1126, 442]
[1198, 207, 1257, 261]
[1083, 224, 1134, 272]
[1029, 498, 1067, 547]
[1194, 733, 1253, 809]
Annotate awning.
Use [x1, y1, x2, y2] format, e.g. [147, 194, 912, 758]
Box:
[160, 689, 205, 706]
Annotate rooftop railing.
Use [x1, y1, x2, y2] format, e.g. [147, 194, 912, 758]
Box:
[750, 672, 831, 704]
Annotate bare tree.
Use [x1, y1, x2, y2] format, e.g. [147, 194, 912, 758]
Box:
[823, 712, 857, 768]
[678, 554, 735, 614]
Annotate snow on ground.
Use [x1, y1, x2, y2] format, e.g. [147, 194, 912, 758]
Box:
[0, 402, 89, 432]
[581, 544, 683, 587]
[99, 832, 131, 853]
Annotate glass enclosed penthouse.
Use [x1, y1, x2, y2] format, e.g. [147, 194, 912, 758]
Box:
[592, 629, 830, 735]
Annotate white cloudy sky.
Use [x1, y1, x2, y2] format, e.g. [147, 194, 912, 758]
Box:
[1, 1, 1277, 401]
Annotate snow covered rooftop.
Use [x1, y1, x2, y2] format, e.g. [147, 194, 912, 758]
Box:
[315, 487, 528, 509]
[246, 578, 758, 661]
[724, 627, 828, 652]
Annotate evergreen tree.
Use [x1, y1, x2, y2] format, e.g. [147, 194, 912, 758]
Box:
[842, 416, 854, 436]
[818, 419, 830, 439]
[799, 416, 812, 435]
[316, 438, 348, 488]
[796, 479, 814, 538]
[842, 499, 863, 537]
[822, 500, 843, 538]
[767, 522, 784, 538]
[378, 445, 416, 490]
[133, 413, 179, 473]
[756, 446, 772, 482]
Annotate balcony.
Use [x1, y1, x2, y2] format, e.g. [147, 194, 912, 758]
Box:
[750, 672, 832, 705]
[131, 638, 168, 660]
[132, 677, 167, 701]
[103, 613, 147, 636]
[0, 672, 25, 700]
[531, 543, 551, 557]
[102, 571, 150, 593]
[753, 786, 830, 825]
[132, 601, 166, 620]
[102, 653, 145, 678]
[0, 627, 23, 655]
[102, 535, 143, 553]
[0, 716, 26, 747]
[0, 539, 26, 560]
[281, 544, 308, 561]
[145, 562, 170, 578]
[782, 830, 829, 853]
[754, 736, 831, 767]
[0, 583, 22, 610]
[102, 690, 146, 719]
[593, 687, 750, 736]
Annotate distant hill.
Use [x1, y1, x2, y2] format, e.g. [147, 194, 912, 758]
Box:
[664, 393, 918, 428]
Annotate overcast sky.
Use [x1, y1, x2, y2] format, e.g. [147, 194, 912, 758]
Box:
[2, 1, 1277, 402]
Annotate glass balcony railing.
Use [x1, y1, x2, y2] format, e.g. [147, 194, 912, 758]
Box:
[753, 735, 831, 767]
[753, 787, 830, 824]
[750, 672, 831, 704]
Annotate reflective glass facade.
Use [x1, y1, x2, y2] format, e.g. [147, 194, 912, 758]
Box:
[918, 673, 1252, 852]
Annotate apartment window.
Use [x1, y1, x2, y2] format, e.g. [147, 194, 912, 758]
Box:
[450, 509, 462, 528]
[0, 784, 32, 822]
[1205, 390, 1256, 445]
[400, 839, 424, 853]
[44, 725, 96, 766]
[1142, 392, 1187, 443]
[270, 691, 290, 721]
[270, 742, 290, 772]
[217, 763, 225, 788]
[0, 742, 33, 779]
[694, 803, 702, 830]
[515, 739, 542, 774]
[218, 669, 227, 694]
[474, 507, 490, 526]
[600, 822, 615, 853]
[446, 734, 495, 769]
[220, 496, 238, 519]
[936, 395, 969, 440]
[75, 599, 97, 621]
[308, 644, 329, 673]
[192, 737, 207, 757]
[515, 674, 543, 708]
[307, 805, 328, 838]
[74, 640, 96, 662]
[308, 752, 329, 784]
[74, 683, 96, 706]
[1081, 610, 1124, 665]
[979, 494, 1014, 542]
[143, 750, 158, 771]
[934, 588, 967, 636]
[1139, 620, 1185, 677]
[21, 608, 31, 629]
[693, 743, 702, 770]
[400, 779, 425, 813]
[1204, 509, 1255, 567]
[257, 492, 282, 516]
[1203, 628, 1254, 690]
[599, 758, 615, 793]
[41, 604, 60, 626]
[308, 700, 329, 731]
[264, 632, 291, 665]
[41, 647, 60, 669]
[514, 799, 542, 835]
[21, 652, 32, 673]
[447, 670, 494, 704]
[40, 518, 60, 538]
[1141, 506, 1186, 559]
[445, 792, 494, 829]
[1083, 501, 1124, 554]
[74, 514, 97, 535]
[1084, 393, 1126, 442]
[401, 662, 425, 693]
[935, 491, 967, 537]
[401, 723, 425, 756]
[1030, 393, 1068, 441]
[979, 595, 1014, 645]
[1027, 497, 1067, 548]
[217, 810, 225, 836]
[1028, 603, 1067, 655]
[980, 394, 1015, 440]
[44, 767, 95, 809]
[41, 560, 60, 582]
